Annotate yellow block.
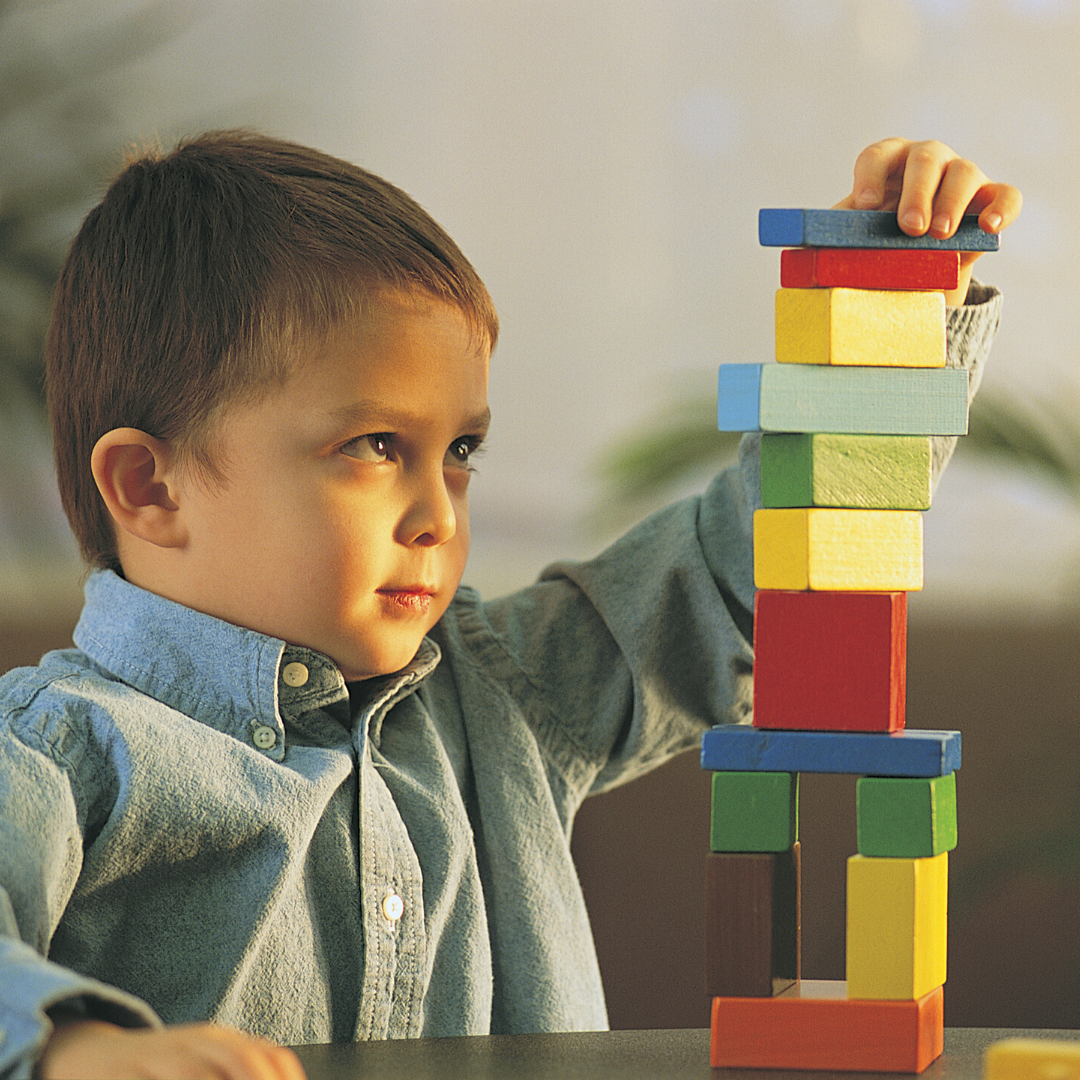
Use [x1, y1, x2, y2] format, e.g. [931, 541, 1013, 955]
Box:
[753, 508, 923, 591]
[775, 288, 946, 367]
[846, 852, 948, 1001]
[984, 1038, 1080, 1079]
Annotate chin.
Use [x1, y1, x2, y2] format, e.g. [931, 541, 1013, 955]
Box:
[339, 641, 427, 682]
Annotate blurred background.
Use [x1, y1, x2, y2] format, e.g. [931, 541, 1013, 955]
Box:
[2, 0, 1078, 1031]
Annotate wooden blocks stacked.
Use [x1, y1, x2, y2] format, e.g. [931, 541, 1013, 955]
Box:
[704, 207, 994, 1073]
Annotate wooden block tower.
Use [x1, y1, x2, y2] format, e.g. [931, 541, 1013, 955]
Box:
[703, 209, 997, 1073]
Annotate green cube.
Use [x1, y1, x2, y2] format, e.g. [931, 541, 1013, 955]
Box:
[760, 432, 932, 510]
[710, 771, 798, 853]
[856, 772, 957, 858]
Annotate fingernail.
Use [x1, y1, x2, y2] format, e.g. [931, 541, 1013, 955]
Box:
[985, 212, 1002, 232]
[856, 188, 878, 207]
[931, 213, 951, 235]
[901, 209, 924, 232]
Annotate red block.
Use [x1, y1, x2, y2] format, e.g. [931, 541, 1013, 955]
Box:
[753, 590, 906, 732]
[780, 247, 960, 290]
[710, 981, 944, 1073]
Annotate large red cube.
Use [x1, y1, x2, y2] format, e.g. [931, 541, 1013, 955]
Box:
[753, 590, 906, 732]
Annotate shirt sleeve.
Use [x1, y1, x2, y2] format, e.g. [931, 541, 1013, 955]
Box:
[455, 283, 1002, 806]
[0, 703, 160, 1080]
[931, 278, 1002, 489]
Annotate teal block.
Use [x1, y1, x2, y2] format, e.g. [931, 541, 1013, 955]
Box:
[716, 364, 969, 436]
[711, 771, 798, 853]
[856, 772, 957, 857]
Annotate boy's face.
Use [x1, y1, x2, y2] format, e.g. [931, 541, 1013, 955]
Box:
[171, 296, 490, 681]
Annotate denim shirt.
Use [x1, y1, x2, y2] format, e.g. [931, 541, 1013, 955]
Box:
[0, 290, 1000, 1078]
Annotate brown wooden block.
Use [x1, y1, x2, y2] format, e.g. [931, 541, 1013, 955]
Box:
[705, 844, 801, 997]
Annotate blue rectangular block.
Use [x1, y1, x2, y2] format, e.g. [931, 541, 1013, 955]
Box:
[700, 727, 961, 777]
[716, 363, 968, 436]
[759, 208, 998, 252]
[716, 364, 763, 430]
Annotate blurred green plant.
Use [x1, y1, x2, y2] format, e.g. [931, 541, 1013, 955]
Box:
[0, 0, 199, 617]
[597, 395, 742, 522]
[0, 0, 194, 408]
[964, 387, 1080, 501]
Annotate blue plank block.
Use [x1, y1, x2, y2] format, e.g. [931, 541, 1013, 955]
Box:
[700, 726, 961, 777]
[759, 208, 999, 252]
[716, 364, 763, 430]
[717, 363, 968, 436]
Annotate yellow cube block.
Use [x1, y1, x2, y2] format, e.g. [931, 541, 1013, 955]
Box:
[753, 508, 923, 591]
[846, 852, 948, 1001]
[775, 288, 946, 367]
[984, 1038, 1080, 1079]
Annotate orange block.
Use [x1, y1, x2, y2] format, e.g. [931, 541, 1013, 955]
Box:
[710, 980, 944, 1073]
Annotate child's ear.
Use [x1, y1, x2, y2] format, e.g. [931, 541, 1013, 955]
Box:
[91, 428, 187, 549]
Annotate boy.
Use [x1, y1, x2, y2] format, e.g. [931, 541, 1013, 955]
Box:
[0, 133, 1018, 1079]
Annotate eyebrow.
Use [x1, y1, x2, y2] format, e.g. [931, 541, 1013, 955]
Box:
[330, 402, 492, 434]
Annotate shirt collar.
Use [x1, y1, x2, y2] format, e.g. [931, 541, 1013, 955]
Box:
[74, 570, 440, 758]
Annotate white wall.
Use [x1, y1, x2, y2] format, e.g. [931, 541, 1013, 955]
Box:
[4, 0, 1080, 617]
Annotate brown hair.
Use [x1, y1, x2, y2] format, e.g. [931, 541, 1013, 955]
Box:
[45, 130, 498, 571]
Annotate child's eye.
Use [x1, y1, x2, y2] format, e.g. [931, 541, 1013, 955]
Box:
[445, 435, 484, 471]
[342, 434, 391, 462]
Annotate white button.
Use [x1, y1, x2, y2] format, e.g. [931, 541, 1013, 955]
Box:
[281, 662, 309, 687]
[253, 725, 277, 749]
[382, 893, 404, 922]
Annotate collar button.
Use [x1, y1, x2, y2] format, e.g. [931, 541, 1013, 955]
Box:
[282, 662, 310, 688]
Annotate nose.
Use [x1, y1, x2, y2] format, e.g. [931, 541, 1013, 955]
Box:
[397, 467, 457, 547]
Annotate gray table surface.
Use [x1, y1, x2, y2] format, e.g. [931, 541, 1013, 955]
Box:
[291, 1027, 1080, 1079]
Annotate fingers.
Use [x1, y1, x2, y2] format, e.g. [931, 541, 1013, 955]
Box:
[967, 181, 1023, 236]
[841, 138, 1021, 243]
[180, 1026, 307, 1080]
[38, 1021, 307, 1080]
[138, 1025, 307, 1080]
[846, 136, 912, 211]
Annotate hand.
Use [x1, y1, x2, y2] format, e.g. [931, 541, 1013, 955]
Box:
[37, 1019, 307, 1080]
[835, 137, 1022, 305]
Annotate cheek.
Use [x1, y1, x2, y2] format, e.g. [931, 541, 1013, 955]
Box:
[316, 492, 391, 570]
[452, 496, 471, 554]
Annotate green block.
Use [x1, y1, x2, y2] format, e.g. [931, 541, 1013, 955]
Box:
[761, 433, 932, 510]
[856, 772, 957, 857]
[711, 771, 798, 853]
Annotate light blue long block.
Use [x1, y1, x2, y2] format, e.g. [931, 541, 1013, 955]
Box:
[759, 208, 999, 251]
[716, 364, 763, 430]
[716, 363, 968, 436]
[700, 726, 961, 777]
